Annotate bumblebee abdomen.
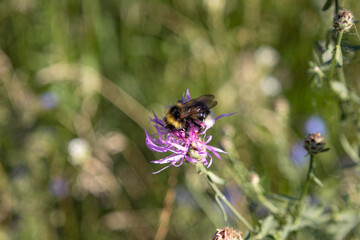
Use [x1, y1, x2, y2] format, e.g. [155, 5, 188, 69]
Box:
[164, 105, 185, 130]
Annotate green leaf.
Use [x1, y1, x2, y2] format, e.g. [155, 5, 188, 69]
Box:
[340, 43, 360, 51]
[215, 194, 227, 221]
[256, 215, 278, 238]
[350, 92, 360, 105]
[330, 81, 349, 100]
[335, 46, 343, 67]
[322, 0, 333, 11]
[207, 171, 227, 185]
[340, 134, 360, 163]
[328, 211, 360, 240]
[311, 172, 324, 187]
[320, 148, 330, 152]
[271, 193, 297, 202]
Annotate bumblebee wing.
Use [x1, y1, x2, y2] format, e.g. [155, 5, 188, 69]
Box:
[181, 94, 217, 118]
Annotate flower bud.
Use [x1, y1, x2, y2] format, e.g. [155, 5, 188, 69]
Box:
[250, 172, 260, 188]
[304, 133, 325, 155]
[212, 227, 243, 240]
[334, 9, 354, 32]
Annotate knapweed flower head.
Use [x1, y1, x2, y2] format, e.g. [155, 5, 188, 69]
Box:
[145, 90, 234, 174]
[212, 227, 244, 240]
[304, 133, 326, 155]
[334, 9, 354, 32]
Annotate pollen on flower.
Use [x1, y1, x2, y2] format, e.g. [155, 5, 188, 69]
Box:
[145, 90, 234, 174]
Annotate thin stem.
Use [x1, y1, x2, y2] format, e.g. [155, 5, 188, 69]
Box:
[227, 153, 283, 215]
[334, 0, 339, 15]
[328, 31, 344, 81]
[255, 189, 283, 215]
[198, 163, 254, 231]
[294, 155, 314, 223]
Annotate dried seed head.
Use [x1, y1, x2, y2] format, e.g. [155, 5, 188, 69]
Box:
[334, 9, 354, 32]
[304, 133, 325, 155]
[212, 227, 244, 240]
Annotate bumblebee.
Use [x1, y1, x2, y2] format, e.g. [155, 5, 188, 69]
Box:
[164, 94, 217, 132]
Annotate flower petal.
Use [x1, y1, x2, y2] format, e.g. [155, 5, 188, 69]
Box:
[151, 154, 184, 164]
[215, 112, 237, 121]
[152, 164, 172, 174]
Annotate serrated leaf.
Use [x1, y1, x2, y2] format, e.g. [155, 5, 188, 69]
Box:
[330, 81, 349, 100]
[322, 0, 333, 11]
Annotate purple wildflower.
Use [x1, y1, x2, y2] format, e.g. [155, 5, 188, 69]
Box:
[145, 90, 234, 174]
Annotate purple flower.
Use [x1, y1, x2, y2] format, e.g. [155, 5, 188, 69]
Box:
[40, 91, 59, 110]
[145, 90, 234, 174]
[50, 176, 69, 199]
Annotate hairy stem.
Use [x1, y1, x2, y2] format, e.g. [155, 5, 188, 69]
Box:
[328, 31, 344, 81]
[295, 154, 314, 222]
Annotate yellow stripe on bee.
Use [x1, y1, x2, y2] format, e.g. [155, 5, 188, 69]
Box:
[166, 113, 183, 129]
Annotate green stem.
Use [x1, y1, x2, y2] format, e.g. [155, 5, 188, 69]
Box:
[294, 155, 314, 223]
[328, 31, 344, 81]
[334, 0, 339, 15]
[198, 163, 254, 231]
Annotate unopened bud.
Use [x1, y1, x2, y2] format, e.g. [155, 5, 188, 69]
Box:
[250, 172, 260, 188]
[304, 133, 325, 155]
[212, 227, 244, 240]
[334, 9, 354, 32]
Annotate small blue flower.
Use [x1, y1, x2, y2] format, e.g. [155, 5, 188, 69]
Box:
[304, 115, 327, 136]
[291, 141, 309, 166]
[40, 92, 59, 110]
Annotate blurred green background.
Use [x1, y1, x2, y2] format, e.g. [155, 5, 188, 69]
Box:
[1, 0, 360, 239]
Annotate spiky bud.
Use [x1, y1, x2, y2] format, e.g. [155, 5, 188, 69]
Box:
[304, 133, 325, 155]
[212, 227, 243, 240]
[334, 9, 354, 32]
